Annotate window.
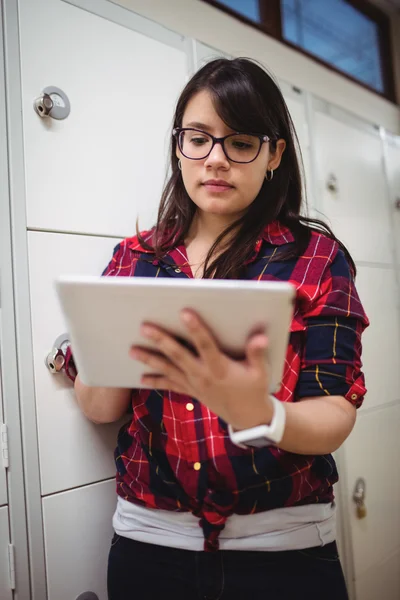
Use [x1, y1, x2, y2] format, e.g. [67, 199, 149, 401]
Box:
[200, 0, 396, 102]
[216, 0, 261, 23]
[281, 0, 384, 93]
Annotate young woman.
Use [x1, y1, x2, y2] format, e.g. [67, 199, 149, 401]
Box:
[73, 58, 369, 600]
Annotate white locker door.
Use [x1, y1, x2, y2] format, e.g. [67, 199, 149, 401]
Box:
[42, 480, 116, 600]
[0, 506, 13, 600]
[0, 369, 8, 507]
[313, 107, 400, 598]
[385, 136, 400, 266]
[314, 108, 393, 265]
[281, 88, 313, 215]
[355, 266, 400, 412]
[342, 405, 400, 600]
[192, 40, 231, 70]
[19, 0, 188, 238]
[28, 231, 124, 496]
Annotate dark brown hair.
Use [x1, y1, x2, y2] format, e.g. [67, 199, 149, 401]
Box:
[138, 57, 355, 278]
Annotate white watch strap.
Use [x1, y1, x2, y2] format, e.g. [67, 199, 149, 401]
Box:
[228, 396, 286, 448]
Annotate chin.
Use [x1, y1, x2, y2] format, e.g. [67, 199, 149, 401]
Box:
[193, 193, 247, 216]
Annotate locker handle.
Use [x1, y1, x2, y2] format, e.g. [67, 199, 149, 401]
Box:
[45, 333, 70, 373]
[33, 86, 70, 120]
[353, 477, 367, 519]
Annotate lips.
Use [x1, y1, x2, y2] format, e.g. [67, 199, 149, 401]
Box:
[203, 179, 233, 187]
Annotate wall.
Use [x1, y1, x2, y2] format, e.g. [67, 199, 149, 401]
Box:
[115, 0, 400, 134]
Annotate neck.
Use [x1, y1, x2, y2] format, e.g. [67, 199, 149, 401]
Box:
[186, 210, 240, 247]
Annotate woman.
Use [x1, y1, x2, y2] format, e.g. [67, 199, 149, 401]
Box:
[73, 58, 369, 600]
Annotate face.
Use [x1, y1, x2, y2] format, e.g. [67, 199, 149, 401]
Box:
[176, 90, 286, 222]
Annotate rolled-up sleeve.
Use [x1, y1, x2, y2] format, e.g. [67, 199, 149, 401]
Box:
[296, 248, 369, 408]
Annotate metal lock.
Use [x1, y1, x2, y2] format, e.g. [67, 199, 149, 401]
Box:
[45, 348, 65, 373]
[34, 93, 54, 117]
[33, 86, 71, 120]
[353, 477, 367, 520]
[75, 593, 99, 600]
[45, 333, 70, 373]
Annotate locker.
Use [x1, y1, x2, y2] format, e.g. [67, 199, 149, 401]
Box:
[0, 506, 13, 600]
[42, 479, 116, 600]
[28, 231, 126, 495]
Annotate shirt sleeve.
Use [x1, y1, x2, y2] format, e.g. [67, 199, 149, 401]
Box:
[296, 247, 369, 408]
[101, 243, 125, 276]
[101, 240, 141, 277]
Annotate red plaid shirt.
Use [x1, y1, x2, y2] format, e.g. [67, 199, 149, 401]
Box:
[97, 221, 369, 551]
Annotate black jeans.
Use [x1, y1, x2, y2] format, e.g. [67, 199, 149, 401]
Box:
[107, 534, 349, 600]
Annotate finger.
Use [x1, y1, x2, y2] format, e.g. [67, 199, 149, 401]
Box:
[246, 334, 268, 371]
[140, 374, 188, 394]
[140, 324, 199, 374]
[181, 310, 223, 369]
[130, 347, 184, 382]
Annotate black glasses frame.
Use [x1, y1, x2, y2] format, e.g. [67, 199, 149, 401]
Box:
[173, 127, 273, 164]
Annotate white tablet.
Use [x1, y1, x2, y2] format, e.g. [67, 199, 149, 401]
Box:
[55, 276, 295, 392]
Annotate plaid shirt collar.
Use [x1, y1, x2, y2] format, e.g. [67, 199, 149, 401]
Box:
[128, 221, 295, 271]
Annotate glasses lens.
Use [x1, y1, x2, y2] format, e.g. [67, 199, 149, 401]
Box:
[225, 134, 261, 162]
[179, 129, 213, 159]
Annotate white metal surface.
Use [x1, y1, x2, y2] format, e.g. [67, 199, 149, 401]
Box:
[42, 479, 116, 600]
[19, 0, 187, 238]
[343, 404, 400, 594]
[1, 0, 39, 596]
[314, 111, 393, 265]
[0, 370, 8, 507]
[192, 40, 231, 69]
[28, 231, 125, 496]
[0, 505, 13, 600]
[284, 93, 313, 214]
[356, 549, 400, 600]
[356, 266, 400, 411]
[385, 139, 400, 266]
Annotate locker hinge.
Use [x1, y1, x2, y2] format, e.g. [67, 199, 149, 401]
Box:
[8, 544, 16, 590]
[1, 424, 9, 469]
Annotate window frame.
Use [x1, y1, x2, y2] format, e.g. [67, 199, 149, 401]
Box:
[199, 0, 397, 104]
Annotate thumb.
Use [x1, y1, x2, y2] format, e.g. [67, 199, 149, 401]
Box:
[246, 334, 268, 370]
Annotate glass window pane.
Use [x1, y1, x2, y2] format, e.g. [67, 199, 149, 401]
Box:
[216, 0, 261, 23]
[281, 0, 384, 93]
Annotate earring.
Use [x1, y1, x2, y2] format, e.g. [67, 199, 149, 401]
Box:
[178, 159, 182, 171]
[265, 169, 274, 181]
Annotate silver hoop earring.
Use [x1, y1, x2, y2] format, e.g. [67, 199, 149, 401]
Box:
[178, 159, 182, 171]
[265, 169, 274, 181]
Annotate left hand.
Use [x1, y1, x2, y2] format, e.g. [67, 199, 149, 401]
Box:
[129, 309, 274, 431]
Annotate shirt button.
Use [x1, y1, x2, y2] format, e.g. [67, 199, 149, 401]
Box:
[351, 393, 358, 401]
[193, 462, 201, 471]
[186, 402, 194, 411]
[174, 268, 181, 273]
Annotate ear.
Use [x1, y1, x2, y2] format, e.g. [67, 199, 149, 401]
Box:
[268, 139, 286, 171]
[175, 145, 181, 160]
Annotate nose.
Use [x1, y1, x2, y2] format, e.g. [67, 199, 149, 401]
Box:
[204, 141, 230, 169]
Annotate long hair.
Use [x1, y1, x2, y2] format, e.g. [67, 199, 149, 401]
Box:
[138, 57, 355, 279]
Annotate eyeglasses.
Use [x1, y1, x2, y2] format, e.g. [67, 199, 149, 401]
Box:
[173, 127, 273, 164]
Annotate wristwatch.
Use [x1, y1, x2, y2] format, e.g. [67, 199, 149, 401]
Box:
[228, 395, 286, 448]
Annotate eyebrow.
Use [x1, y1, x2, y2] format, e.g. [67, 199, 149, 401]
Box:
[184, 121, 213, 131]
